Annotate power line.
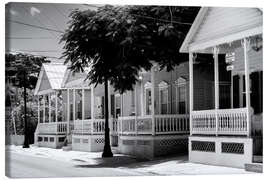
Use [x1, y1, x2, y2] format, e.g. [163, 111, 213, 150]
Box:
[20, 6, 59, 39]
[7, 19, 64, 33]
[6, 37, 55, 39]
[129, 13, 192, 25]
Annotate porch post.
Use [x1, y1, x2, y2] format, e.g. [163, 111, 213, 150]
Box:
[49, 93, 51, 123]
[91, 85, 95, 120]
[189, 53, 194, 135]
[140, 78, 144, 116]
[82, 89, 85, 120]
[43, 95, 46, 123]
[214, 47, 219, 136]
[55, 91, 58, 122]
[231, 72, 234, 108]
[67, 89, 70, 134]
[134, 85, 138, 135]
[243, 38, 251, 137]
[73, 89, 76, 121]
[91, 85, 95, 134]
[37, 96, 40, 124]
[151, 65, 156, 135]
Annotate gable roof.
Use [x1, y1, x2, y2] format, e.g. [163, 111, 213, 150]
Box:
[61, 68, 90, 89]
[180, 7, 263, 53]
[34, 63, 67, 95]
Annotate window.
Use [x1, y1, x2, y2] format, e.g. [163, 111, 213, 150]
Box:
[159, 81, 169, 114]
[177, 86, 186, 114]
[175, 77, 187, 114]
[115, 94, 121, 118]
[144, 82, 152, 115]
[75, 89, 83, 120]
[145, 89, 152, 115]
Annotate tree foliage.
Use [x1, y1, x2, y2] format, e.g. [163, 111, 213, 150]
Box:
[5, 53, 50, 89]
[61, 5, 199, 93]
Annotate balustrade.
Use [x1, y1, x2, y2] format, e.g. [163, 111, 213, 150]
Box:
[38, 122, 67, 134]
[191, 108, 249, 135]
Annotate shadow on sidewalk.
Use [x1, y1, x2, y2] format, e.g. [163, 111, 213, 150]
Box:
[74, 153, 188, 169]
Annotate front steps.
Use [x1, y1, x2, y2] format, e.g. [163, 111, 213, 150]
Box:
[62, 144, 72, 151]
[245, 155, 263, 173]
[245, 163, 263, 173]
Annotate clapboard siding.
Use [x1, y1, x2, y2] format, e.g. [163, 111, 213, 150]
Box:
[232, 45, 263, 74]
[192, 7, 262, 44]
[39, 71, 51, 91]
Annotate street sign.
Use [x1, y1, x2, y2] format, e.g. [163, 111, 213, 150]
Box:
[225, 52, 235, 64]
[226, 65, 234, 71]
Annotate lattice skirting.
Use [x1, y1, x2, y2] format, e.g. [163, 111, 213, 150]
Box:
[154, 138, 188, 156]
[189, 136, 253, 168]
[118, 135, 188, 159]
[72, 135, 104, 152]
[36, 134, 66, 149]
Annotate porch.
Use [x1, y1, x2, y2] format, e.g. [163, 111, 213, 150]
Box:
[180, 7, 263, 168]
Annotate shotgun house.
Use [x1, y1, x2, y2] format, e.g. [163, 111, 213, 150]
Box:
[34, 63, 68, 148]
[180, 7, 263, 168]
[116, 60, 230, 159]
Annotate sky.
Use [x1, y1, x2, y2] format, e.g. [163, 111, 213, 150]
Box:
[5, 2, 98, 63]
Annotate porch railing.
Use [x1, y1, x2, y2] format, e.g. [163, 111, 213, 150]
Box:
[119, 114, 189, 135]
[38, 122, 67, 134]
[191, 108, 249, 135]
[72, 119, 105, 134]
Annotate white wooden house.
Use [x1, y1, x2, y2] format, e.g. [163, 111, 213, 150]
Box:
[180, 7, 263, 168]
[34, 58, 228, 159]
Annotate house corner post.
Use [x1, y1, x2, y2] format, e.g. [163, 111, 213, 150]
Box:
[243, 38, 251, 137]
[151, 65, 156, 135]
[91, 84, 95, 134]
[213, 46, 220, 136]
[189, 52, 194, 135]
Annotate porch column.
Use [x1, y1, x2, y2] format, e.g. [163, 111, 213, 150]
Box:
[55, 91, 58, 122]
[243, 38, 251, 137]
[67, 89, 70, 134]
[213, 47, 219, 136]
[82, 89, 85, 120]
[231, 72, 234, 108]
[189, 53, 194, 135]
[151, 65, 156, 135]
[43, 95, 46, 123]
[73, 89, 76, 121]
[140, 77, 144, 116]
[134, 85, 138, 135]
[91, 84, 95, 120]
[37, 96, 40, 124]
[49, 93, 51, 123]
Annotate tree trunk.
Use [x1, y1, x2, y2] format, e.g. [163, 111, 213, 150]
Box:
[102, 78, 113, 157]
[23, 72, 29, 148]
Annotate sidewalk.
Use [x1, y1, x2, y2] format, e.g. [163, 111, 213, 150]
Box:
[6, 145, 254, 176]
